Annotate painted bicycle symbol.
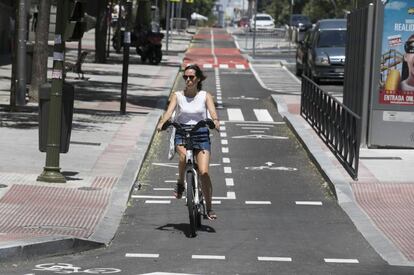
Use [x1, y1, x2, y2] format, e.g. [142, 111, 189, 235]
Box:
[33, 263, 121, 274]
[245, 162, 298, 171]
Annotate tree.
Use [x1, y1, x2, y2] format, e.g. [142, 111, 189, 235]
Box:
[29, 0, 52, 102]
[135, 0, 151, 32]
[95, 0, 109, 63]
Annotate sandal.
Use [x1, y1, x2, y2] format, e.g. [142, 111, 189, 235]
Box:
[207, 210, 217, 220]
[174, 183, 185, 199]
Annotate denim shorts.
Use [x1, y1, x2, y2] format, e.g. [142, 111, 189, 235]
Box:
[174, 125, 211, 152]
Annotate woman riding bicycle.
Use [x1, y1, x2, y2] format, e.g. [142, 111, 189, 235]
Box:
[157, 64, 219, 220]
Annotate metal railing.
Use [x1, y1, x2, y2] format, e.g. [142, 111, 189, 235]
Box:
[300, 75, 361, 180]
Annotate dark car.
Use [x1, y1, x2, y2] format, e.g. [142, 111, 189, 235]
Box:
[290, 14, 312, 31]
[295, 19, 347, 83]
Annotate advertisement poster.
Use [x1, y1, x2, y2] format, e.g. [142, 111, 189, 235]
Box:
[380, 0, 414, 105]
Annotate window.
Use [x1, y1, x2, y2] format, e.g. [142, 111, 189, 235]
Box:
[316, 30, 347, 47]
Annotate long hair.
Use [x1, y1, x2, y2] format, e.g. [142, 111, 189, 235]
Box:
[184, 64, 206, 90]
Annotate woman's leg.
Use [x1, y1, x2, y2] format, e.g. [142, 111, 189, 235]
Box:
[175, 145, 186, 198]
[196, 150, 216, 219]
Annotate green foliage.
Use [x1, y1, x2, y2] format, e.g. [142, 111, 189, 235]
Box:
[264, 0, 355, 25]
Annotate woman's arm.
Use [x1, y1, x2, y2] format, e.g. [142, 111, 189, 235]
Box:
[157, 92, 178, 131]
[206, 92, 220, 129]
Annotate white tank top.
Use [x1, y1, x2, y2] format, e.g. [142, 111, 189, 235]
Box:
[175, 91, 208, 125]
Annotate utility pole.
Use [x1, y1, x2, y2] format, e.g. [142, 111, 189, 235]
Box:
[166, 0, 171, 53]
[37, 0, 67, 183]
[120, 0, 132, 115]
[16, 0, 28, 106]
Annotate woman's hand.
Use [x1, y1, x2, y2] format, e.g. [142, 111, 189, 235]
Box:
[213, 119, 220, 130]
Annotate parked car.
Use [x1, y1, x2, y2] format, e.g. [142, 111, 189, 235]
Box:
[290, 14, 312, 31]
[250, 13, 276, 32]
[296, 19, 347, 83]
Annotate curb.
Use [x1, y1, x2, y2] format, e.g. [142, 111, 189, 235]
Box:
[0, 236, 101, 262]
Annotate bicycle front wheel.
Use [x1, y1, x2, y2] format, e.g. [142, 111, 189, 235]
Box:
[186, 172, 197, 237]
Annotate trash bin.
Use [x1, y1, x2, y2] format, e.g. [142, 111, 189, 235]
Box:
[38, 82, 74, 153]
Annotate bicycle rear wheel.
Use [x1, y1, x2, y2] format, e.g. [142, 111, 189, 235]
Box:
[186, 172, 197, 237]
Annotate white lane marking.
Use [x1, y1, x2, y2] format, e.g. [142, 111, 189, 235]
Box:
[154, 188, 174, 191]
[211, 29, 217, 65]
[225, 178, 234, 186]
[324, 258, 359, 264]
[295, 201, 323, 206]
[164, 180, 177, 183]
[236, 64, 246, 69]
[133, 195, 175, 199]
[192, 255, 226, 260]
[250, 131, 265, 133]
[220, 126, 226, 131]
[232, 134, 289, 140]
[222, 147, 229, 153]
[236, 123, 277, 127]
[253, 109, 273, 122]
[125, 253, 159, 258]
[154, 163, 221, 168]
[227, 108, 245, 121]
[241, 127, 270, 130]
[227, 121, 284, 125]
[203, 64, 213, 69]
[258, 257, 292, 262]
[219, 64, 229, 69]
[220, 132, 227, 138]
[224, 167, 232, 173]
[245, 201, 271, 205]
[145, 200, 171, 204]
[223, 157, 230, 163]
[221, 139, 228, 145]
[220, 121, 225, 125]
[212, 200, 221, 204]
[214, 191, 236, 200]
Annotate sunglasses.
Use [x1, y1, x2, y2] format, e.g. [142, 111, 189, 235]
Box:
[405, 40, 414, 53]
[183, 75, 196, 81]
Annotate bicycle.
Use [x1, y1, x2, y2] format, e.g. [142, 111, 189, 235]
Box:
[161, 119, 216, 237]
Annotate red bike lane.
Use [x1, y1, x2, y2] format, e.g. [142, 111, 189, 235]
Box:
[182, 28, 249, 70]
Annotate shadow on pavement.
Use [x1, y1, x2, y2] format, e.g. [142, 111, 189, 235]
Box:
[156, 223, 216, 238]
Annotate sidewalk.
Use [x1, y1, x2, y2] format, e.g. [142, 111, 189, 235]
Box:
[0, 29, 191, 261]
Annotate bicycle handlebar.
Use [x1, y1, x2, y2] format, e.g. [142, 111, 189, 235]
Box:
[161, 119, 216, 133]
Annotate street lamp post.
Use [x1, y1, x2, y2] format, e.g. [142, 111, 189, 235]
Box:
[120, 0, 131, 115]
[37, 0, 67, 183]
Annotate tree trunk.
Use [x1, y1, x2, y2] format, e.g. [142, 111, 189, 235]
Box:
[29, 0, 51, 102]
[95, 0, 109, 63]
[9, 1, 17, 110]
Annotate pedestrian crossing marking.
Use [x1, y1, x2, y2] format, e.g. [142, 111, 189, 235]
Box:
[227, 108, 245, 121]
[253, 109, 273, 122]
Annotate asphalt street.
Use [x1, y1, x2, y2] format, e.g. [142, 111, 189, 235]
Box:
[1, 29, 414, 275]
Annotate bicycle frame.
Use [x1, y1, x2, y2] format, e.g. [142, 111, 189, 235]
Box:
[162, 119, 215, 236]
